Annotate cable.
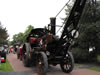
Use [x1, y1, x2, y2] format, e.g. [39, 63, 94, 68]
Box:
[56, 0, 71, 34]
[55, 0, 70, 18]
[56, 21, 65, 33]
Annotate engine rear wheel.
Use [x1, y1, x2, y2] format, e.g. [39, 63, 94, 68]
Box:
[60, 51, 74, 73]
[36, 52, 48, 75]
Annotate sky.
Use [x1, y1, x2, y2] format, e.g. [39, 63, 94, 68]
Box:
[0, 0, 71, 40]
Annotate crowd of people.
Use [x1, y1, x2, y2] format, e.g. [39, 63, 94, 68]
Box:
[0, 44, 23, 63]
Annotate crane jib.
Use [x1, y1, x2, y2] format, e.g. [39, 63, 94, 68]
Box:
[60, 0, 87, 41]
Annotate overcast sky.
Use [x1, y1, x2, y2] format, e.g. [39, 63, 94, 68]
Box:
[0, 0, 71, 40]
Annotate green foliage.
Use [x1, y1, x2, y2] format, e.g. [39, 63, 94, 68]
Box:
[24, 25, 34, 35]
[64, 0, 100, 62]
[73, 21, 100, 62]
[12, 32, 24, 44]
[0, 23, 9, 45]
[76, 0, 100, 61]
[78, 21, 100, 53]
[72, 48, 89, 62]
[88, 67, 100, 72]
[80, 0, 100, 24]
[97, 55, 100, 63]
[11, 25, 34, 45]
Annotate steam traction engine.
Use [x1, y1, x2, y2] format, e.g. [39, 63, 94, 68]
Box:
[22, 0, 87, 75]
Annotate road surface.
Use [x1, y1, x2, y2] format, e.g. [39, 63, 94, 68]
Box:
[1, 53, 100, 75]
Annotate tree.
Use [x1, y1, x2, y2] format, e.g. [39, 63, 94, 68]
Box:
[74, 0, 100, 62]
[63, 0, 100, 62]
[12, 25, 34, 45]
[0, 22, 9, 45]
[12, 32, 24, 44]
[24, 25, 34, 35]
[80, 0, 100, 24]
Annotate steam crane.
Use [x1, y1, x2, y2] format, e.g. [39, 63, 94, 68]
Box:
[22, 0, 89, 75]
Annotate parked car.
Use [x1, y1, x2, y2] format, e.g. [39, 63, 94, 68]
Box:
[0, 46, 6, 63]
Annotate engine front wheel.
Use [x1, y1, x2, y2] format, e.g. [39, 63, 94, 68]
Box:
[22, 52, 31, 67]
[60, 51, 74, 73]
[22, 44, 30, 67]
[36, 52, 48, 75]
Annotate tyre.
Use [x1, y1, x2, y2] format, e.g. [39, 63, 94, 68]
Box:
[23, 53, 30, 67]
[60, 51, 74, 73]
[22, 44, 30, 67]
[36, 52, 48, 75]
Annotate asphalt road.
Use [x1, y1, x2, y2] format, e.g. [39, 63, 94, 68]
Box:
[1, 53, 100, 75]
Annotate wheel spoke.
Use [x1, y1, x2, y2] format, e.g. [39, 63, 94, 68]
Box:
[36, 52, 48, 75]
[60, 51, 74, 73]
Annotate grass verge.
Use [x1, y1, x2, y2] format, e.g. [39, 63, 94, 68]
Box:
[75, 64, 80, 66]
[88, 67, 100, 72]
[0, 56, 14, 72]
